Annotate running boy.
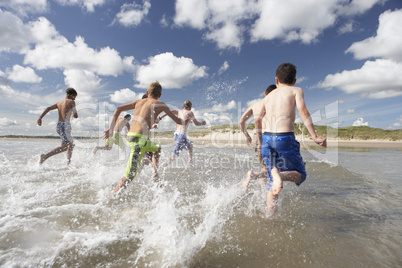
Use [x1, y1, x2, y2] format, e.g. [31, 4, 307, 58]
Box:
[93, 114, 131, 154]
[255, 63, 326, 216]
[240, 84, 276, 189]
[159, 100, 206, 168]
[37, 87, 78, 165]
[103, 81, 184, 193]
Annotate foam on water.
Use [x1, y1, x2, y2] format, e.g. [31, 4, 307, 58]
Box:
[1, 139, 402, 267]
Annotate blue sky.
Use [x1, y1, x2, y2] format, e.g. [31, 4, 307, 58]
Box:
[0, 0, 401, 137]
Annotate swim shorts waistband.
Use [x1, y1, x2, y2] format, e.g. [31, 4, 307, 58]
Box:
[263, 132, 294, 136]
[114, 131, 120, 134]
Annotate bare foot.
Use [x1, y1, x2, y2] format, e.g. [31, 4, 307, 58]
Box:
[39, 154, 46, 165]
[242, 170, 254, 188]
[271, 168, 282, 195]
[93, 147, 98, 154]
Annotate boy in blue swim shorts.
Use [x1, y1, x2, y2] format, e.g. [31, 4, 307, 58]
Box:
[103, 81, 185, 194]
[255, 63, 326, 216]
[159, 101, 206, 168]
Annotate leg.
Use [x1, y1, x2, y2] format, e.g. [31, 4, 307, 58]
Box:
[266, 190, 278, 216]
[93, 145, 112, 154]
[66, 142, 75, 165]
[39, 143, 68, 164]
[114, 176, 130, 193]
[161, 153, 176, 168]
[242, 170, 255, 189]
[151, 147, 161, 182]
[187, 144, 193, 167]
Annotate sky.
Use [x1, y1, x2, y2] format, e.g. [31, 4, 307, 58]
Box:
[0, 0, 401, 137]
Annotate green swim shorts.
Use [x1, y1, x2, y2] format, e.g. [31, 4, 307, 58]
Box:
[105, 132, 126, 149]
[124, 132, 160, 181]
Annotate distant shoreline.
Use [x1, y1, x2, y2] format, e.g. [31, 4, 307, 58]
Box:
[2, 127, 402, 149]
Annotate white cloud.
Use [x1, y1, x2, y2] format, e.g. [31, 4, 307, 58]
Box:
[0, 117, 18, 127]
[54, 0, 106, 13]
[63, 69, 102, 103]
[174, 0, 257, 50]
[7, 65, 42, 83]
[0, 10, 34, 52]
[135, 52, 207, 89]
[113, 1, 151, 27]
[317, 59, 402, 98]
[174, 0, 383, 49]
[338, 21, 355, 35]
[387, 115, 402, 130]
[209, 100, 236, 113]
[23, 17, 135, 76]
[218, 61, 229, 75]
[346, 9, 402, 62]
[110, 88, 143, 103]
[347, 108, 355, 114]
[0, 0, 48, 16]
[353, 117, 369, 126]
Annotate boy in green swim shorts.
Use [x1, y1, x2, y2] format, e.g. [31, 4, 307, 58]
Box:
[93, 114, 131, 154]
[103, 81, 185, 193]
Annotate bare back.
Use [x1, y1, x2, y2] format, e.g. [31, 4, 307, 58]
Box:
[175, 109, 194, 133]
[263, 85, 300, 133]
[114, 118, 128, 132]
[129, 98, 168, 136]
[56, 99, 76, 122]
[251, 100, 268, 131]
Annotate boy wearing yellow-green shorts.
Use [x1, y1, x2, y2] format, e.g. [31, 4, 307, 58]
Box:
[93, 114, 131, 154]
[103, 81, 185, 193]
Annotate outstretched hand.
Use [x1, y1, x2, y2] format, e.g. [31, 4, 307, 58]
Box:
[37, 118, 42, 126]
[314, 137, 327, 148]
[103, 128, 113, 140]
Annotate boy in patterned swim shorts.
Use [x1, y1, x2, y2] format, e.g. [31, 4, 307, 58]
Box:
[255, 63, 326, 216]
[159, 100, 206, 168]
[37, 88, 78, 165]
[103, 81, 185, 193]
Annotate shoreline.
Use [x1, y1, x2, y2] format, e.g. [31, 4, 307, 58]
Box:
[2, 133, 402, 149]
[152, 132, 402, 149]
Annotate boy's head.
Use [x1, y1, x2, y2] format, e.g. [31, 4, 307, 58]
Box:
[65, 87, 77, 97]
[276, 63, 296, 85]
[142, 94, 148, 99]
[147, 81, 162, 98]
[183, 100, 192, 110]
[124, 114, 131, 121]
[264, 84, 277, 96]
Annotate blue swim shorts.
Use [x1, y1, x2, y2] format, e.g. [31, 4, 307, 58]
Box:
[173, 131, 193, 156]
[56, 121, 73, 144]
[260, 132, 306, 191]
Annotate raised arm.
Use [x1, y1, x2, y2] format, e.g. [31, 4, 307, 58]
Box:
[239, 108, 253, 146]
[295, 89, 327, 147]
[37, 103, 58, 126]
[103, 101, 136, 139]
[161, 106, 184, 125]
[158, 110, 178, 122]
[191, 112, 206, 126]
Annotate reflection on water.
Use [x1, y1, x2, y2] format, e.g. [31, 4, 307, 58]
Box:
[0, 139, 401, 267]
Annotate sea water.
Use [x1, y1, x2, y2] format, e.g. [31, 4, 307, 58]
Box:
[0, 138, 401, 267]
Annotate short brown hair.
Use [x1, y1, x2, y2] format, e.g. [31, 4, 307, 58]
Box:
[276, 63, 296, 85]
[183, 100, 192, 109]
[65, 87, 77, 96]
[147, 81, 162, 97]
